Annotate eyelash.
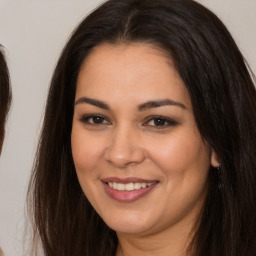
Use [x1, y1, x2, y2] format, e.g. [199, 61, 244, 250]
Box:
[79, 114, 178, 129]
[79, 114, 111, 126]
[144, 116, 178, 129]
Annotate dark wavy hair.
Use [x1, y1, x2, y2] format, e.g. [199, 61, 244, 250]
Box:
[0, 46, 12, 153]
[27, 0, 256, 255]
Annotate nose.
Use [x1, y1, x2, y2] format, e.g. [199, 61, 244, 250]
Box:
[104, 125, 146, 168]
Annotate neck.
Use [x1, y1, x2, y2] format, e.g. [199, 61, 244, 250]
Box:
[115, 220, 196, 256]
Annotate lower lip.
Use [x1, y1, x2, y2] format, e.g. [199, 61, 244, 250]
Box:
[102, 182, 158, 202]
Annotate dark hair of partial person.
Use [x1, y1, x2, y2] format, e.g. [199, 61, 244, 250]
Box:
[0, 46, 11, 153]
[27, 0, 256, 255]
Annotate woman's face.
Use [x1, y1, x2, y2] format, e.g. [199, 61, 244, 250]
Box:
[71, 43, 218, 237]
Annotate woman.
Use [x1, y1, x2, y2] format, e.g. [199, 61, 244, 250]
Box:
[0, 47, 12, 256]
[28, 0, 256, 255]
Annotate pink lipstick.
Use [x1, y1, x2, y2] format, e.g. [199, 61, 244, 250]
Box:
[101, 177, 158, 202]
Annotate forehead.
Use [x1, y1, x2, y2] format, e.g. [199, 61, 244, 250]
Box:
[76, 43, 190, 107]
[79, 42, 173, 78]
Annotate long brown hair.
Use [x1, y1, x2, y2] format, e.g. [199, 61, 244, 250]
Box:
[28, 0, 256, 255]
[0, 46, 12, 152]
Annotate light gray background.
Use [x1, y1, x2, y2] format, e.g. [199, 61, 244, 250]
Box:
[0, 1, 255, 255]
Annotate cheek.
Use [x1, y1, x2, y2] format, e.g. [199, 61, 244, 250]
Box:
[71, 126, 105, 204]
[146, 131, 210, 221]
[71, 126, 104, 173]
[146, 128, 210, 179]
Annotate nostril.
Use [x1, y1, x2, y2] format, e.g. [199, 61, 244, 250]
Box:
[104, 145, 146, 168]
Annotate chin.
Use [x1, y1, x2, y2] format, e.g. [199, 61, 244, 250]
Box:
[102, 213, 156, 235]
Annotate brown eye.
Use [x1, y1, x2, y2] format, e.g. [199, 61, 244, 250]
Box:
[145, 116, 179, 129]
[153, 118, 167, 126]
[91, 116, 105, 124]
[79, 115, 110, 125]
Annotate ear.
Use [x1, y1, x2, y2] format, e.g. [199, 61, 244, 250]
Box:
[210, 149, 219, 168]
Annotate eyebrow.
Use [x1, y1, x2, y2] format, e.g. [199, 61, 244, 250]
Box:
[138, 99, 187, 111]
[74, 97, 110, 110]
[74, 97, 186, 111]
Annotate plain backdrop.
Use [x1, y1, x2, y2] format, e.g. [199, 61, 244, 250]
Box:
[0, 1, 255, 255]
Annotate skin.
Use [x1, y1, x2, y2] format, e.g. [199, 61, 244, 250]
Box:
[71, 43, 219, 256]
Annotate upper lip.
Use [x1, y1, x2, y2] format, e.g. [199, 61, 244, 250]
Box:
[101, 177, 158, 184]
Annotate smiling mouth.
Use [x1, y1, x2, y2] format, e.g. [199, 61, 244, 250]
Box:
[102, 178, 158, 202]
[107, 182, 155, 191]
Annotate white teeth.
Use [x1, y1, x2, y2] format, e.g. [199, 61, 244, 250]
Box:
[117, 183, 125, 190]
[125, 183, 134, 191]
[107, 182, 154, 191]
[141, 183, 146, 188]
[134, 183, 141, 189]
